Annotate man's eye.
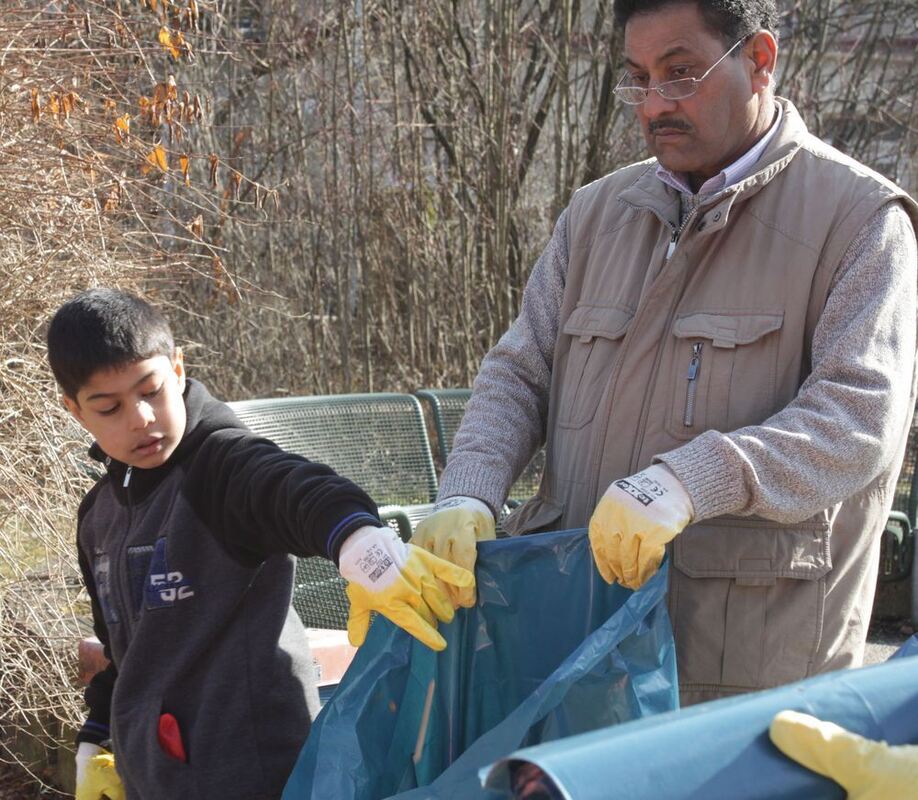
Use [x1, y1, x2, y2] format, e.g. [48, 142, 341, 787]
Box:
[628, 74, 649, 87]
[671, 66, 692, 78]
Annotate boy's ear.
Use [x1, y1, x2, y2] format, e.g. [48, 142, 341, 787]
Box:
[172, 347, 186, 392]
[62, 393, 85, 425]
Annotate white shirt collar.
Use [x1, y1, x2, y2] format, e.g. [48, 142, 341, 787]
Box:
[655, 102, 783, 196]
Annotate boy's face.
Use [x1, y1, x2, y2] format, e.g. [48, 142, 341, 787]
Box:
[64, 351, 187, 469]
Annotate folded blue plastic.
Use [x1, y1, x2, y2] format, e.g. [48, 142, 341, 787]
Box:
[483, 640, 918, 799]
[282, 528, 678, 800]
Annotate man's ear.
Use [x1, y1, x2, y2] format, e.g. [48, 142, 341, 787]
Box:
[748, 30, 778, 94]
[172, 347, 186, 393]
[62, 393, 85, 425]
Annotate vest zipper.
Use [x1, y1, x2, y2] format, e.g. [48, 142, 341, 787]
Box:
[666, 213, 693, 259]
[683, 342, 703, 426]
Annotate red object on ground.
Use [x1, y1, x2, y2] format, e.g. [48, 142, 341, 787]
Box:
[157, 713, 187, 763]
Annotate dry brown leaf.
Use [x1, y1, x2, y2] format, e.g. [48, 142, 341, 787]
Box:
[30, 88, 40, 122]
[101, 182, 122, 212]
[142, 145, 168, 175]
[187, 214, 203, 238]
[208, 153, 218, 187]
[158, 27, 180, 60]
[114, 114, 130, 143]
[229, 170, 242, 200]
[179, 154, 190, 186]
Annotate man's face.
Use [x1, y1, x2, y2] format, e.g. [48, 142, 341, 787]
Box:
[622, 3, 773, 186]
[65, 352, 187, 469]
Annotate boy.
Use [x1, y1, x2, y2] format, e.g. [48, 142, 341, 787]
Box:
[47, 288, 473, 800]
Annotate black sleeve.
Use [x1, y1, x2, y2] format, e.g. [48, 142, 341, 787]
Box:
[184, 430, 381, 567]
[75, 492, 118, 747]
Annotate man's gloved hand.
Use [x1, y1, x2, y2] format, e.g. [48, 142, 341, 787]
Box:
[75, 741, 125, 800]
[770, 710, 918, 800]
[410, 496, 496, 608]
[588, 464, 693, 590]
[339, 525, 474, 651]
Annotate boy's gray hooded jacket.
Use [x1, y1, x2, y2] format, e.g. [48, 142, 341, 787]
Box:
[76, 379, 379, 799]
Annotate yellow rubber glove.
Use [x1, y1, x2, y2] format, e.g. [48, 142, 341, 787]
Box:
[410, 497, 496, 608]
[588, 464, 693, 590]
[339, 525, 474, 651]
[770, 710, 918, 800]
[75, 742, 125, 800]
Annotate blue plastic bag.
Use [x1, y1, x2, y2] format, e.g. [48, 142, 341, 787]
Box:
[483, 635, 918, 799]
[282, 528, 678, 800]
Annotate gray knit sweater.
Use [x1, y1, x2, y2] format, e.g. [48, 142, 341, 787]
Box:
[439, 197, 917, 524]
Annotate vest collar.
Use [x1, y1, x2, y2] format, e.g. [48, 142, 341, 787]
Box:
[618, 98, 810, 230]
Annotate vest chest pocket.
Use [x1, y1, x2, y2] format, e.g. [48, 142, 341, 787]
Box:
[558, 304, 634, 430]
[665, 311, 784, 440]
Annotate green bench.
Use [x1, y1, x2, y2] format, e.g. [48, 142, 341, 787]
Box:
[415, 388, 546, 504]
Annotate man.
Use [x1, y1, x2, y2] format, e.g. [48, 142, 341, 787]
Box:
[412, 0, 918, 705]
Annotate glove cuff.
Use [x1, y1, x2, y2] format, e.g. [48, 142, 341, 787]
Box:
[338, 525, 407, 589]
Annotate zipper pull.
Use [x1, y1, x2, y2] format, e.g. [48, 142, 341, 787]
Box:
[683, 342, 703, 427]
[666, 230, 678, 259]
[123, 465, 133, 488]
[687, 342, 702, 380]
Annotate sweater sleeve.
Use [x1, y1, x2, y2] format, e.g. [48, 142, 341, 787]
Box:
[184, 430, 381, 566]
[75, 492, 118, 747]
[659, 202, 918, 522]
[437, 210, 569, 514]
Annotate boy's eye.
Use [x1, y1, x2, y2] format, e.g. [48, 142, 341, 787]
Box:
[143, 384, 163, 399]
[97, 405, 119, 416]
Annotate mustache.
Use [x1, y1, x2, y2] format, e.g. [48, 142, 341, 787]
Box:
[648, 119, 691, 134]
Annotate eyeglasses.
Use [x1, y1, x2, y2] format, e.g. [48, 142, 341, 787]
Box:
[613, 37, 748, 105]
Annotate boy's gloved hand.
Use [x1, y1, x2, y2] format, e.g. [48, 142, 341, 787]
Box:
[410, 497, 495, 608]
[588, 464, 693, 590]
[339, 525, 474, 651]
[770, 710, 918, 799]
[75, 741, 125, 800]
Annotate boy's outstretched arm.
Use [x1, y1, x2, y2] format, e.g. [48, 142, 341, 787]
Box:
[184, 430, 473, 649]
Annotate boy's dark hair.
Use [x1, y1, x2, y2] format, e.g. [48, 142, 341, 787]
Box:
[47, 288, 175, 398]
[613, 0, 779, 45]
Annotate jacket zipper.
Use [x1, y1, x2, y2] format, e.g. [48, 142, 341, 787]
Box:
[118, 465, 135, 640]
[683, 342, 703, 426]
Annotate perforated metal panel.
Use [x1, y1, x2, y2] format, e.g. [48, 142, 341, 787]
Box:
[229, 394, 438, 506]
[416, 388, 545, 503]
[228, 393, 439, 629]
[892, 410, 918, 525]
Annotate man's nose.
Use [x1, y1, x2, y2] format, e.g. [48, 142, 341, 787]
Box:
[642, 88, 679, 119]
[130, 400, 155, 428]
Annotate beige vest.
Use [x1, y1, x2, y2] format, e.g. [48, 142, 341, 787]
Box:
[505, 99, 918, 703]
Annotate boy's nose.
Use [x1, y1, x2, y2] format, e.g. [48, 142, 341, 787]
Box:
[130, 401, 155, 428]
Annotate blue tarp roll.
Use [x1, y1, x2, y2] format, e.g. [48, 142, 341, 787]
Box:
[282, 529, 679, 800]
[483, 646, 918, 799]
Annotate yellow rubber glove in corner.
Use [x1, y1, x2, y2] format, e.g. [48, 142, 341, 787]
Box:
[770, 710, 918, 800]
[339, 525, 474, 651]
[588, 464, 693, 590]
[410, 497, 496, 608]
[75, 742, 125, 800]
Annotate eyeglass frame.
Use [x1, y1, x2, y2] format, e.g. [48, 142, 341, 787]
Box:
[613, 36, 750, 106]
